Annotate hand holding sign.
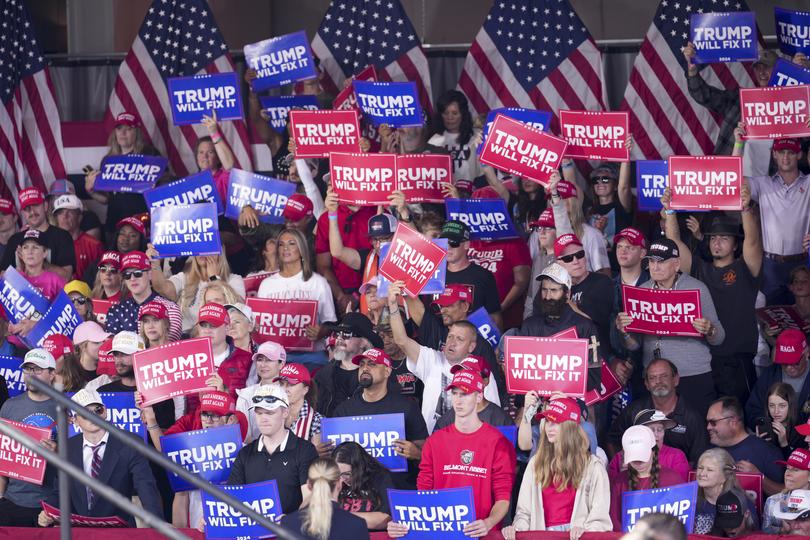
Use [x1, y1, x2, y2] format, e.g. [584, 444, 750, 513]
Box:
[378, 223, 447, 296]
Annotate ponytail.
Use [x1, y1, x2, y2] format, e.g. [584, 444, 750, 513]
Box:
[302, 458, 340, 540]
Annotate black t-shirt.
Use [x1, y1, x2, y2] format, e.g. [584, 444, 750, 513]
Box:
[446, 262, 501, 315]
[96, 381, 175, 429]
[694, 258, 759, 356]
[571, 272, 615, 358]
[390, 356, 423, 403]
[586, 200, 633, 243]
[332, 365, 359, 411]
[0, 225, 76, 271]
[339, 469, 394, 514]
[78, 367, 97, 384]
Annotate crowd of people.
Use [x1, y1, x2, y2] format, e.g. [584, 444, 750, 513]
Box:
[0, 43, 809, 540]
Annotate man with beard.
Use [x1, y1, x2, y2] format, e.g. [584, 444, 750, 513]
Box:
[662, 183, 762, 404]
[314, 312, 384, 417]
[606, 358, 709, 467]
[333, 348, 428, 488]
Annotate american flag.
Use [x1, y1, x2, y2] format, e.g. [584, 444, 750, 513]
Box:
[107, 0, 253, 177]
[621, 0, 757, 160]
[0, 0, 66, 199]
[311, 0, 433, 111]
[457, 0, 605, 134]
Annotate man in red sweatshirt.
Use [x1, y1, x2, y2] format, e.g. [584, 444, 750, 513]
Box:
[387, 369, 515, 538]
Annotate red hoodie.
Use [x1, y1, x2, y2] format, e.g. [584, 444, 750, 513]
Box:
[418, 422, 515, 525]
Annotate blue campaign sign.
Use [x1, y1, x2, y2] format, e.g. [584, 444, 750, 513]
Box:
[388, 487, 476, 539]
[775, 8, 810, 56]
[0, 267, 50, 323]
[0, 356, 25, 397]
[69, 393, 146, 442]
[144, 170, 224, 215]
[202, 480, 282, 539]
[377, 238, 447, 297]
[95, 155, 168, 193]
[167, 72, 243, 125]
[151, 203, 221, 258]
[467, 307, 502, 350]
[497, 425, 517, 447]
[622, 481, 698, 533]
[353, 81, 423, 127]
[321, 413, 407, 472]
[769, 58, 810, 87]
[259, 95, 319, 134]
[445, 198, 519, 240]
[24, 292, 81, 349]
[244, 31, 317, 92]
[477, 107, 552, 155]
[224, 169, 297, 224]
[161, 424, 242, 492]
[636, 160, 668, 213]
[689, 12, 757, 64]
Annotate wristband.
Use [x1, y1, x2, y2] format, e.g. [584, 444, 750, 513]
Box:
[664, 209, 676, 215]
[327, 212, 339, 221]
[147, 424, 160, 431]
[562, 161, 575, 169]
[734, 141, 745, 148]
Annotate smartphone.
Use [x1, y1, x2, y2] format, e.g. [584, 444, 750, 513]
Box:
[82, 165, 94, 174]
[754, 416, 774, 442]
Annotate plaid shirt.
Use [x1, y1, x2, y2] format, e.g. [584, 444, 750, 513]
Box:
[687, 71, 739, 156]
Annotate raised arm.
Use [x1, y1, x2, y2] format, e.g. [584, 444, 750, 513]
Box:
[482, 165, 510, 203]
[740, 182, 763, 278]
[387, 280, 422, 362]
[201, 111, 234, 171]
[617, 135, 634, 212]
[660, 188, 693, 275]
[325, 188, 362, 270]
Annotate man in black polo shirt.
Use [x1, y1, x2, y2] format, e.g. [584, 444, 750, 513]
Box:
[332, 348, 428, 488]
[606, 358, 709, 466]
[228, 384, 318, 514]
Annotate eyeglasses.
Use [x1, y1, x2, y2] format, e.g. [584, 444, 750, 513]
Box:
[22, 365, 46, 375]
[122, 270, 145, 281]
[706, 416, 735, 427]
[558, 250, 585, 263]
[98, 265, 119, 275]
[590, 176, 614, 185]
[70, 296, 88, 305]
[251, 395, 287, 406]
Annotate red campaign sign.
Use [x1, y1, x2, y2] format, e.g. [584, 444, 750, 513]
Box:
[379, 223, 448, 296]
[668, 156, 742, 211]
[41, 501, 127, 527]
[133, 337, 216, 407]
[503, 336, 588, 397]
[688, 470, 763, 514]
[243, 271, 272, 298]
[330, 152, 397, 205]
[333, 65, 378, 111]
[479, 114, 567, 188]
[289, 109, 362, 158]
[395, 154, 451, 203]
[622, 285, 702, 337]
[246, 297, 318, 351]
[757, 305, 807, 332]
[559, 110, 629, 162]
[740, 85, 810, 139]
[551, 327, 578, 338]
[584, 361, 623, 406]
[92, 299, 114, 327]
[0, 419, 49, 485]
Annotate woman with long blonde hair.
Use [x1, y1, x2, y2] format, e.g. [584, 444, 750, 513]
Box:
[279, 458, 369, 540]
[503, 397, 611, 540]
[694, 448, 759, 534]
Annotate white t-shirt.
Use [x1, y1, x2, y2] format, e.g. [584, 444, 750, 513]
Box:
[169, 272, 246, 332]
[256, 270, 337, 325]
[427, 130, 483, 182]
[407, 346, 500, 433]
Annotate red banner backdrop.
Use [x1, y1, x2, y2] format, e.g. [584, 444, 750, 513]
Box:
[133, 337, 216, 407]
[378, 223, 448, 296]
[395, 154, 450, 203]
[668, 156, 742, 211]
[559, 110, 629, 162]
[503, 336, 588, 397]
[247, 298, 318, 351]
[740, 85, 810, 139]
[622, 285, 702, 337]
[289, 109, 361, 158]
[329, 152, 397, 205]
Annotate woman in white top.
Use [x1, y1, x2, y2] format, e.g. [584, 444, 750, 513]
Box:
[257, 228, 337, 366]
[146, 247, 246, 333]
[426, 90, 482, 183]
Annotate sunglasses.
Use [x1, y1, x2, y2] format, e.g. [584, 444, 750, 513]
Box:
[122, 270, 145, 280]
[448, 240, 462, 248]
[251, 395, 286, 406]
[70, 296, 88, 305]
[86, 404, 105, 417]
[98, 265, 119, 274]
[590, 176, 614, 184]
[333, 331, 354, 340]
[558, 250, 585, 263]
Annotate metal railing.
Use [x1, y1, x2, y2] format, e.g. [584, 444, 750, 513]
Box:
[7, 378, 302, 540]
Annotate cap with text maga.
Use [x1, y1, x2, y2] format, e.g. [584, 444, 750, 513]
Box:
[99, 251, 121, 269]
[200, 391, 235, 416]
[444, 369, 484, 394]
[774, 328, 807, 365]
[199, 303, 230, 327]
[431, 283, 473, 310]
[282, 193, 314, 222]
[18, 187, 45, 210]
[529, 208, 554, 229]
[644, 238, 679, 261]
[613, 227, 646, 248]
[713, 490, 746, 531]
[351, 348, 392, 368]
[553, 233, 583, 258]
[774, 489, 810, 521]
[777, 448, 810, 471]
[450, 355, 491, 378]
[536, 397, 580, 424]
[439, 220, 470, 243]
[273, 363, 311, 386]
[537, 262, 572, 289]
[0, 198, 15, 215]
[121, 251, 150, 271]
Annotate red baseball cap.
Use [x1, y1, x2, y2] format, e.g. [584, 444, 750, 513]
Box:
[18, 187, 45, 210]
[0, 198, 15, 215]
[121, 251, 150, 271]
[99, 251, 121, 269]
[455, 179, 473, 193]
[554, 233, 583, 258]
[138, 301, 168, 321]
[536, 397, 581, 424]
[775, 329, 807, 365]
[273, 363, 312, 386]
[778, 448, 810, 470]
[529, 208, 555, 229]
[450, 355, 491, 378]
[199, 303, 230, 327]
[431, 284, 473, 309]
[796, 419, 810, 437]
[283, 194, 314, 222]
[444, 369, 485, 394]
[614, 227, 646, 248]
[200, 391, 235, 416]
[773, 138, 801, 153]
[116, 216, 146, 236]
[115, 112, 140, 128]
[42, 333, 73, 358]
[546, 179, 577, 200]
[472, 186, 500, 199]
[351, 348, 392, 368]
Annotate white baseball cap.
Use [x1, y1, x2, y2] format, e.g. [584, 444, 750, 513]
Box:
[110, 331, 144, 355]
[22, 348, 56, 370]
[622, 425, 656, 465]
[72, 388, 103, 408]
[52, 194, 83, 212]
[537, 262, 572, 289]
[249, 384, 289, 411]
[225, 303, 254, 328]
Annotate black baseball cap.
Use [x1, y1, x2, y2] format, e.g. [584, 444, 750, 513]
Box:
[21, 229, 47, 248]
[713, 490, 745, 531]
[644, 238, 679, 262]
[439, 220, 470, 243]
[368, 214, 397, 238]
